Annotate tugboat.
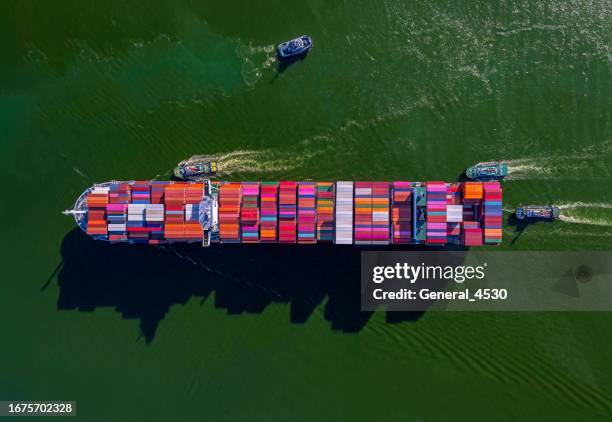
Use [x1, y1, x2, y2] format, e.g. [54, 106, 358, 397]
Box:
[465, 161, 508, 181]
[515, 205, 560, 221]
[277, 35, 312, 58]
[173, 161, 218, 180]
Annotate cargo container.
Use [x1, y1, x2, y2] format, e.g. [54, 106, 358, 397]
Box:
[66, 180, 503, 246]
[298, 182, 316, 244]
[316, 182, 334, 242]
[335, 181, 354, 244]
[279, 181, 297, 243]
[260, 182, 279, 242]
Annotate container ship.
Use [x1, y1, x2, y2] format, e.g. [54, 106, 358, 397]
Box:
[64, 180, 503, 247]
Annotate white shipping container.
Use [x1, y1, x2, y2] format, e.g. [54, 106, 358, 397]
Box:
[92, 187, 110, 194]
[146, 204, 164, 210]
[127, 205, 145, 221]
[446, 205, 463, 222]
[145, 215, 164, 222]
[372, 212, 388, 221]
[335, 182, 354, 244]
[108, 223, 127, 231]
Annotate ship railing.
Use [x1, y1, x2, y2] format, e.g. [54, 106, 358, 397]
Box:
[63, 186, 92, 232]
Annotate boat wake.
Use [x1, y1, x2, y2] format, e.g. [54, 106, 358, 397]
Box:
[557, 202, 612, 211]
[180, 148, 319, 177]
[558, 215, 612, 227]
[505, 156, 598, 180]
[504, 141, 611, 180]
[505, 160, 550, 179]
[214, 150, 295, 174]
[236, 43, 277, 87]
[557, 202, 612, 227]
[503, 203, 612, 227]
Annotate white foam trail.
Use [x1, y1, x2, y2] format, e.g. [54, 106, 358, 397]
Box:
[556, 202, 612, 227]
[555, 231, 612, 238]
[236, 43, 276, 87]
[505, 155, 585, 180]
[559, 215, 612, 227]
[507, 163, 549, 174]
[212, 150, 295, 174]
[496, 24, 567, 37]
[503, 140, 611, 180]
[503, 203, 612, 226]
[557, 202, 612, 210]
[180, 148, 320, 176]
[504, 157, 557, 180]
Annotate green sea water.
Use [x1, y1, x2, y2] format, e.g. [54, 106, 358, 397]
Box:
[1, 0, 612, 420]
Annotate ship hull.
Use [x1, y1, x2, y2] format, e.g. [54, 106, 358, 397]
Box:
[67, 180, 503, 247]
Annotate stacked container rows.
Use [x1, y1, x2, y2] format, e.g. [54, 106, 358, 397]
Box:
[80, 180, 504, 246]
[148, 182, 167, 243]
[445, 183, 462, 241]
[483, 182, 503, 244]
[371, 182, 390, 245]
[279, 182, 297, 243]
[425, 182, 447, 245]
[184, 183, 203, 241]
[462, 182, 485, 246]
[354, 182, 373, 245]
[126, 181, 149, 243]
[241, 182, 260, 243]
[218, 183, 241, 242]
[107, 183, 130, 242]
[260, 182, 279, 242]
[86, 186, 109, 236]
[391, 182, 412, 243]
[162, 183, 203, 241]
[316, 182, 334, 242]
[164, 184, 183, 241]
[298, 182, 316, 244]
[335, 182, 354, 244]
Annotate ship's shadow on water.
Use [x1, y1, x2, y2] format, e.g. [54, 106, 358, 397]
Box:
[506, 214, 528, 245]
[270, 52, 308, 83]
[506, 213, 556, 245]
[57, 228, 456, 343]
